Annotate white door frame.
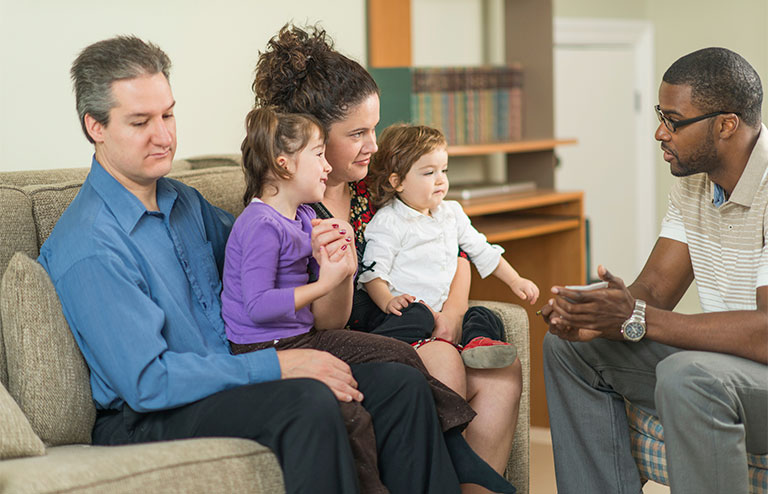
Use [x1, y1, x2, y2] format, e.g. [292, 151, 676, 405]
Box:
[554, 18, 657, 273]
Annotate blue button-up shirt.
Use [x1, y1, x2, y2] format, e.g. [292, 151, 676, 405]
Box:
[39, 158, 280, 412]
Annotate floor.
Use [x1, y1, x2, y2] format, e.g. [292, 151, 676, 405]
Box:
[530, 427, 670, 494]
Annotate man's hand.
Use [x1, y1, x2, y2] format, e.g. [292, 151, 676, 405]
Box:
[386, 293, 416, 316]
[276, 349, 363, 402]
[546, 265, 635, 341]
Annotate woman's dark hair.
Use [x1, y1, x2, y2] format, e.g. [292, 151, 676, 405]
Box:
[240, 106, 325, 206]
[663, 47, 762, 128]
[253, 24, 379, 129]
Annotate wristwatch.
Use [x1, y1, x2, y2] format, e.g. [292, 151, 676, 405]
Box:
[621, 299, 647, 342]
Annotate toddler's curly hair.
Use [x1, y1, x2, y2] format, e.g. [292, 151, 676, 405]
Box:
[367, 124, 447, 208]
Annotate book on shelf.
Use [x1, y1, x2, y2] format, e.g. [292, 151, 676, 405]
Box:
[368, 65, 523, 146]
[445, 181, 536, 200]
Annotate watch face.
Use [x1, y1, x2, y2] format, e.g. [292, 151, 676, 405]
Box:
[624, 322, 646, 341]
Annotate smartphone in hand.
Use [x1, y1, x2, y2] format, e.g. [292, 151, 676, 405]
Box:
[562, 281, 608, 302]
[564, 281, 609, 291]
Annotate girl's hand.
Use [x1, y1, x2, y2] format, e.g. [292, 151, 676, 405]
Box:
[510, 277, 540, 304]
[386, 293, 416, 316]
[310, 218, 354, 263]
[317, 246, 350, 290]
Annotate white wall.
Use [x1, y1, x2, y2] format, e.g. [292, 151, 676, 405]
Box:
[0, 0, 366, 171]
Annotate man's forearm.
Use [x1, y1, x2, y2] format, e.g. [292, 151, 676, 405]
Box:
[645, 307, 768, 363]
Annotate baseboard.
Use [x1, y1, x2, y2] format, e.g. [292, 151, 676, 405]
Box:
[530, 426, 552, 445]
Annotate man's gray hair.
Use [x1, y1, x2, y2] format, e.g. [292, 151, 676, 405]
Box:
[71, 35, 171, 143]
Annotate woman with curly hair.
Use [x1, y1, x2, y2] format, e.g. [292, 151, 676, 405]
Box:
[252, 24, 521, 494]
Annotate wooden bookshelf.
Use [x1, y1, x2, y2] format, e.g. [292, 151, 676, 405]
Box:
[447, 138, 577, 157]
[368, 0, 584, 428]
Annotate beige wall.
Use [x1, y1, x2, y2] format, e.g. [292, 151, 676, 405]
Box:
[554, 0, 768, 223]
[554, 0, 645, 19]
[0, 0, 366, 171]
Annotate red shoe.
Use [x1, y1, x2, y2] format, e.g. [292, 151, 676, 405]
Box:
[461, 337, 517, 369]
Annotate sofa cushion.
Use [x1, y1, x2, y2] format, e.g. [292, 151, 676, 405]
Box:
[0, 380, 45, 460]
[24, 181, 83, 248]
[0, 252, 95, 446]
[1, 185, 41, 389]
[0, 438, 284, 493]
[185, 153, 241, 170]
[169, 167, 247, 218]
[470, 299, 530, 494]
[0, 167, 90, 188]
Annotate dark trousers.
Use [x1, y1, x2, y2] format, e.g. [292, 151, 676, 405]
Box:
[351, 290, 504, 346]
[93, 362, 460, 494]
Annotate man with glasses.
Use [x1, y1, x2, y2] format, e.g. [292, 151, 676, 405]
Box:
[541, 47, 768, 494]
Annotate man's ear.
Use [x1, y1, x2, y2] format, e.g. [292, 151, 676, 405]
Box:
[84, 114, 106, 144]
[388, 173, 403, 192]
[718, 113, 740, 140]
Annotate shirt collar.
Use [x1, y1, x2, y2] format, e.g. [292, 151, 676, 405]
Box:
[391, 197, 445, 219]
[88, 156, 177, 233]
[726, 123, 768, 207]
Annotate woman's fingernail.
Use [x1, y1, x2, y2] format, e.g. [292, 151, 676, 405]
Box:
[338, 229, 346, 235]
[346, 237, 352, 242]
[341, 245, 348, 250]
[332, 224, 339, 229]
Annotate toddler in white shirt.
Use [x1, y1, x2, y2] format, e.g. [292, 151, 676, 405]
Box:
[358, 124, 539, 368]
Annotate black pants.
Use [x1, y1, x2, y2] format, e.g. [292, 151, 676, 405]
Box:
[351, 290, 504, 346]
[93, 362, 460, 494]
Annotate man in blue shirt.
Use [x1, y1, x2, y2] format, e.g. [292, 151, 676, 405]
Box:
[39, 36, 464, 494]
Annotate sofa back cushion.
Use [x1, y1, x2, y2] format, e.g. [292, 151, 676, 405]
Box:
[169, 167, 246, 217]
[0, 253, 95, 446]
[0, 185, 39, 388]
[24, 166, 246, 249]
[26, 182, 83, 250]
[0, 185, 39, 284]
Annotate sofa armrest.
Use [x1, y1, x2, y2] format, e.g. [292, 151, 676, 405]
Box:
[469, 300, 530, 494]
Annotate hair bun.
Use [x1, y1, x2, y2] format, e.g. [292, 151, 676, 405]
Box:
[253, 23, 378, 127]
[253, 24, 333, 107]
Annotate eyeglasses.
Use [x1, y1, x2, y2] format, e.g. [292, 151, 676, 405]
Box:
[654, 105, 738, 133]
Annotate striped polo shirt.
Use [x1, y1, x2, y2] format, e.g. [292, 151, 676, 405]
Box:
[659, 124, 768, 312]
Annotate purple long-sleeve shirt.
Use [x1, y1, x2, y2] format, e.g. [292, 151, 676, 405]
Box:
[222, 200, 318, 344]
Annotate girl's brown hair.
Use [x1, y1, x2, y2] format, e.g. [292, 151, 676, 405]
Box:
[240, 106, 325, 206]
[367, 124, 447, 208]
[252, 24, 379, 129]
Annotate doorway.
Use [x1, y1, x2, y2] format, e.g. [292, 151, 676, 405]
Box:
[554, 18, 656, 282]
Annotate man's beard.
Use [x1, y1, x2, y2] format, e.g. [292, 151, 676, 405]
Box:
[670, 137, 718, 177]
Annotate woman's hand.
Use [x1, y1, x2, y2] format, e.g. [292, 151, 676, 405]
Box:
[426, 302, 462, 344]
[310, 218, 354, 263]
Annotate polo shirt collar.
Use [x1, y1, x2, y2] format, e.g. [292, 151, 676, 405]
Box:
[88, 157, 177, 233]
[727, 123, 768, 207]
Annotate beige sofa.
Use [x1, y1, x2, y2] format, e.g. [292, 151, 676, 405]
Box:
[0, 155, 530, 493]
